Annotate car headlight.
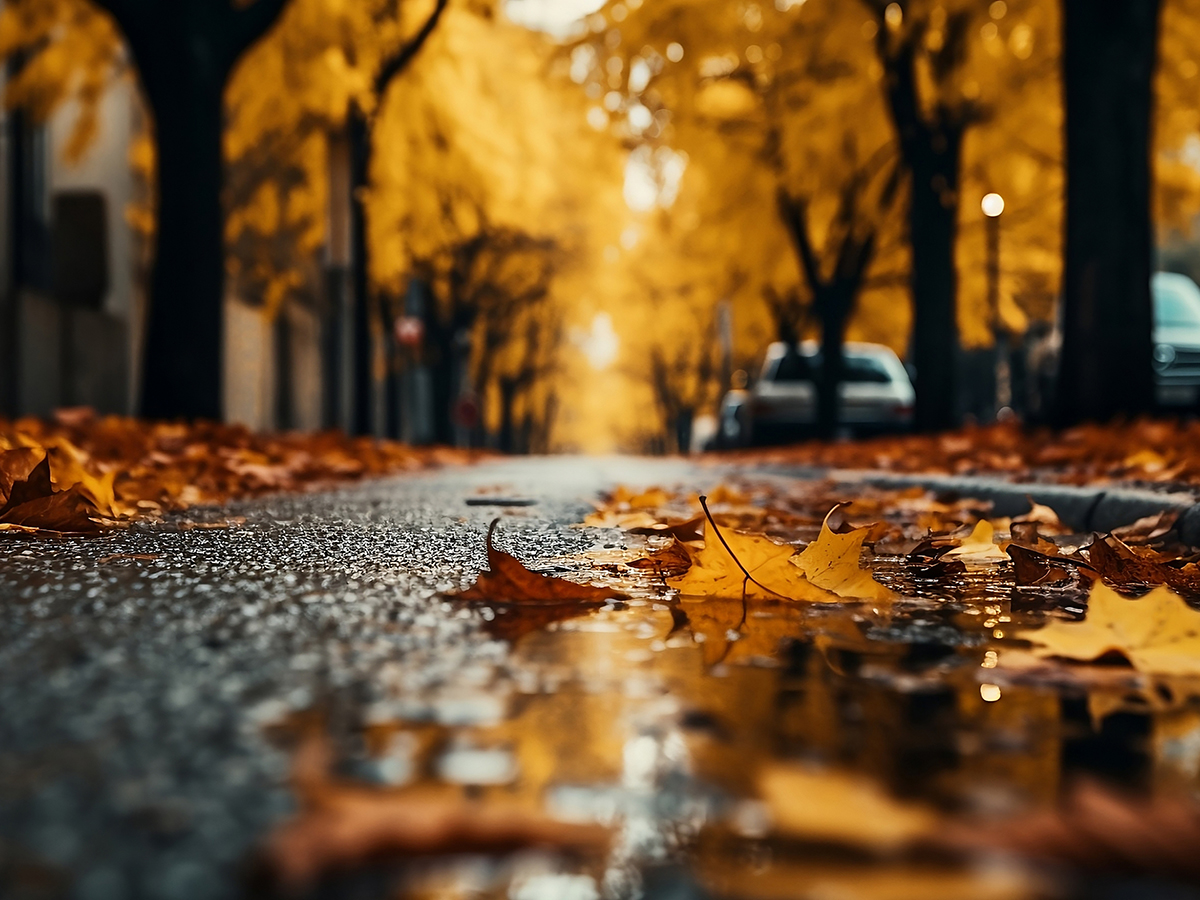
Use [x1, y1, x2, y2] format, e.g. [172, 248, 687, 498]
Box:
[1153, 343, 1176, 371]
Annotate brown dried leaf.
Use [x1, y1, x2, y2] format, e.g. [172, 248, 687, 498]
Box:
[1087, 534, 1200, 598]
[450, 520, 628, 640]
[627, 539, 693, 578]
[0, 486, 103, 535]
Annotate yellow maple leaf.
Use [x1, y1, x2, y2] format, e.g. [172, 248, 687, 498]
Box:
[945, 519, 1008, 562]
[1017, 581, 1200, 675]
[758, 764, 937, 851]
[668, 530, 839, 602]
[790, 506, 890, 601]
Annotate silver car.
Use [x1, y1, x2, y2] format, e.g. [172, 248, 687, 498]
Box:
[1152, 271, 1200, 407]
[719, 341, 915, 446]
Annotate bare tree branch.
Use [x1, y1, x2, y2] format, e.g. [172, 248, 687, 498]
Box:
[777, 189, 822, 291]
[375, 0, 449, 97]
[228, 0, 291, 59]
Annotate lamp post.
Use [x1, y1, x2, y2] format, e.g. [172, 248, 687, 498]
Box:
[982, 192, 1007, 415]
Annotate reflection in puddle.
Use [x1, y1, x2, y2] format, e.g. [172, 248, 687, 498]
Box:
[290, 564, 1200, 898]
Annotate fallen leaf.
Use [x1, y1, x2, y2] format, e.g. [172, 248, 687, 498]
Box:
[1112, 509, 1180, 544]
[945, 520, 1008, 562]
[1017, 581, 1200, 675]
[450, 520, 628, 640]
[791, 505, 890, 601]
[628, 514, 706, 542]
[0, 453, 54, 516]
[668, 528, 836, 602]
[627, 539, 693, 578]
[758, 763, 937, 851]
[1013, 498, 1066, 534]
[1005, 544, 1080, 587]
[1086, 533, 1200, 598]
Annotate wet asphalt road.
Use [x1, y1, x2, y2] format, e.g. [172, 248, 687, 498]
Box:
[0, 457, 698, 900]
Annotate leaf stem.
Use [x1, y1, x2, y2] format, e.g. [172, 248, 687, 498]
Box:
[698, 495, 791, 600]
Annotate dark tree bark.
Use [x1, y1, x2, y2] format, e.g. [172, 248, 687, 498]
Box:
[867, 3, 974, 432]
[348, 0, 448, 435]
[1056, 0, 1162, 425]
[348, 108, 373, 435]
[777, 181, 880, 440]
[93, 0, 289, 420]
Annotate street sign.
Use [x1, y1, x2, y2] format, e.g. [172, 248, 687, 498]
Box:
[394, 316, 424, 347]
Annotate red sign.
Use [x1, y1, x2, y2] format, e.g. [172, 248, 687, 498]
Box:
[394, 316, 424, 347]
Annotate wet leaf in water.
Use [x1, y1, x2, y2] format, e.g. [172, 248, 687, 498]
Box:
[759, 763, 937, 851]
[669, 528, 835, 602]
[1086, 533, 1200, 598]
[945, 519, 1008, 562]
[627, 539, 693, 579]
[791, 505, 890, 601]
[456, 520, 628, 606]
[1017, 581, 1200, 675]
[451, 520, 628, 640]
[1006, 544, 1084, 587]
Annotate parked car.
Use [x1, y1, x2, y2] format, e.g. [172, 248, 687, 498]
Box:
[1152, 271, 1200, 408]
[717, 341, 915, 447]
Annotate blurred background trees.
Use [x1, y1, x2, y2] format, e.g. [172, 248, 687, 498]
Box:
[4, 0, 1200, 450]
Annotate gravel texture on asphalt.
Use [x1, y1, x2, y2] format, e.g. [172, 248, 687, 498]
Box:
[0, 457, 688, 900]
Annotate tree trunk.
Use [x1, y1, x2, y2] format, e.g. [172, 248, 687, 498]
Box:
[906, 147, 961, 432]
[139, 73, 226, 420]
[1057, 0, 1161, 425]
[816, 296, 851, 439]
[498, 378, 517, 453]
[348, 110, 374, 435]
[426, 321, 455, 445]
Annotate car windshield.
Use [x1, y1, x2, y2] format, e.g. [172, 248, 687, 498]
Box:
[771, 352, 892, 384]
[1154, 279, 1200, 328]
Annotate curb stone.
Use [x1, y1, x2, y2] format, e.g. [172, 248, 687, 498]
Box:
[750, 465, 1200, 545]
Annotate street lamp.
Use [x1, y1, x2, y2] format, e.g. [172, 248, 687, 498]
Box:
[982, 193, 1007, 414]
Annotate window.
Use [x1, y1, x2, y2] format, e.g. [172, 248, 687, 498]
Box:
[769, 351, 893, 384]
[1154, 281, 1200, 329]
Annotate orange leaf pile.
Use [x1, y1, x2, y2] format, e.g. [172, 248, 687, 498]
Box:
[1, 410, 472, 534]
[0, 451, 106, 535]
[725, 417, 1200, 488]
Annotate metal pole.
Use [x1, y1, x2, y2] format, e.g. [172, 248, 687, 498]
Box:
[986, 212, 1008, 413]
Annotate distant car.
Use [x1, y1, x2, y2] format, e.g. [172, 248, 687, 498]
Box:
[717, 341, 915, 447]
[1152, 271, 1200, 407]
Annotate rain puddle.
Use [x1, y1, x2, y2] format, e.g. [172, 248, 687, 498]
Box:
[263, 506, 1200, 899]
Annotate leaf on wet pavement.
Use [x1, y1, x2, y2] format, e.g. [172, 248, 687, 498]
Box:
[668, 528, 837, 602]
[2, 413, 462, 534]
[1085, 533, 1200, 598]
[628, 514, 705, 542]
[791, 504, 890, 601]
[945, 519, 1008, 562]
[1017, 581, 1200, 675]
[451, 520, 628, 640]
[257, 735, 608, 889]
[1006, 544, 1080, 586]
[627, 539, 693, 578]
